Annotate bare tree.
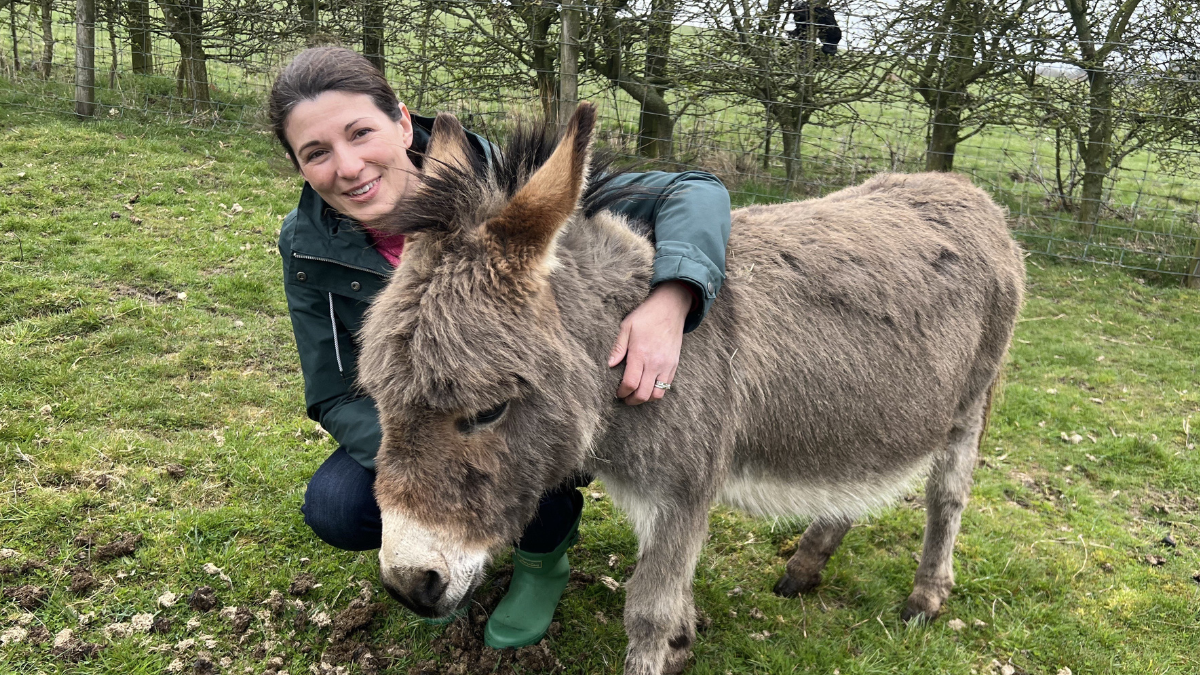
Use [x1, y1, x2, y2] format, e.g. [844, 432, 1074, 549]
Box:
[694, 0, 890, 182]
[156, 0, 212, 112]
[128, 0, 154, 74]
[895, 0, 1043, 172]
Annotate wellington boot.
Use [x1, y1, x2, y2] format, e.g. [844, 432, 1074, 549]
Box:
[484, 511, 580, 649]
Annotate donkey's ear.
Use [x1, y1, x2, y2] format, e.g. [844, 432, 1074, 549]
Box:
[424, 112, 473, 180]
[486, 102, 596, 269]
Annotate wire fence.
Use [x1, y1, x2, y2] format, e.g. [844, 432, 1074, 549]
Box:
[3, 0, 1199, 285]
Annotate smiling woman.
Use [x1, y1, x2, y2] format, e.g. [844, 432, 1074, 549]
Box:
[267, 46, 732, 651]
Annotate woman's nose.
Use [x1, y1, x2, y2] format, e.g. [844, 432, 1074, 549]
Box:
[336, 152, 365, 180]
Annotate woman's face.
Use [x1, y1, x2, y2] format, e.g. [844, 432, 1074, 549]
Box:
[285, 91, 416, 223]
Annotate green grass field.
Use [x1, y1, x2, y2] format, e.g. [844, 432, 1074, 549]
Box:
[1, 105, 1199, 674]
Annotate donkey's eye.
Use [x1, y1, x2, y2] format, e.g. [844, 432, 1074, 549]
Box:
[455, 401, 509, 433]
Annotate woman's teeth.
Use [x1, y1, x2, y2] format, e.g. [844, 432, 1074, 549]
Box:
[349, 178, 379, 196]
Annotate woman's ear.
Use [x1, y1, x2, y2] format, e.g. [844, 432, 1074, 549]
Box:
[396, 102, 414, 149]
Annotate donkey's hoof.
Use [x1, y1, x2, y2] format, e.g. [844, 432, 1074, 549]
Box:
[662, 646, 692, 675]
[772, 573, 819, 598]
[900, 599, 941, 623]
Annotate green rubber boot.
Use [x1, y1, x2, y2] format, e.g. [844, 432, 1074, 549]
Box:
[484, 509, 581, 649]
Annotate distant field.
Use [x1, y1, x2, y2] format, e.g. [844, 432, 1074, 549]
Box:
[2, 100, 1199, 675]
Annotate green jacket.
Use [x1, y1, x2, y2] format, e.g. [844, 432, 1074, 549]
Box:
[278, 114, 731, 470]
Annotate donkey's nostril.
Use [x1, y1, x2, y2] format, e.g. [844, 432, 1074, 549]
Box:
[412, 569, 448, 608]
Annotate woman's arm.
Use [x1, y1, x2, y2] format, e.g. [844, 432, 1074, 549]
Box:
[279, 214, 383, 470]
[599, 171, 732, 404]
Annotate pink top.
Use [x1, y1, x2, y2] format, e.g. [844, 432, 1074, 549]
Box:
[363, 225, 406, 268]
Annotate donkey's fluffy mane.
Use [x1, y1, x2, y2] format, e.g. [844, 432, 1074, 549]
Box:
[374, 114, 652, 238]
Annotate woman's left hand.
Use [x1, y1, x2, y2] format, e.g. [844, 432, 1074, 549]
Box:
[607, 281, 694, 405]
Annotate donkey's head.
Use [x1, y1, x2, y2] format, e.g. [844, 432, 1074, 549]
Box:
[357, 104, 609, 617]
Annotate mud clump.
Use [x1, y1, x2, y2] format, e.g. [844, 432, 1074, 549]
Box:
[73, 532, 96, 549]
[52, 637, 103, 663]
[166, 463, 187, 479]
[293, 608, 309, 630]
[411, 595, 563, 675]
[189, 585, 218, 612]
[94, 533, 142, 562]
[192, 653, 216, 674]
[26, 625, 51, 644]
[330, 597, 388, 642]
[0, 560, 46, 580]
[288, 572, 317, 596]
[4, 584, 48, 609]
[231, 606, 253, 634]
[151, 616, 173, 634]
[263, 589, 286, 616]
[69, 566, 97, 594]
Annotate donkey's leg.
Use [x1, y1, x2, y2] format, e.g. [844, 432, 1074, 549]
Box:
[621, 499, 709, 675]
[902, 401, 985, 622]
[773, 517, 853, 597]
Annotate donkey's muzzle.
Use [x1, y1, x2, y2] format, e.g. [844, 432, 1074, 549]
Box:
[381, 567, 450, 617]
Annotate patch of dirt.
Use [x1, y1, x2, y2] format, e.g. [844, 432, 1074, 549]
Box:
[94, 532, 142, 561]
[152, 616, 173, 633]
[189, 585, 218, 612]
[288, 572, 317, 596]
[52, 637, 103, 662]
[231, 606, 253, 634]
[69, 565, 97, 594]
[73, 532, 96, 549]
[263, 589, 286, 615]
[294, 607, 309, 630]
[330, 597, 388, 642]
[113, 284, 171, 305]
[26, 624, 51, 644]
[0, 559, 45, 579]
[165, 464, 187, 480]
[4, 584, 48, 609]
[192, 653, 216, 674]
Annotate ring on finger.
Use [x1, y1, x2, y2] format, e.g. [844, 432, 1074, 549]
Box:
[654, 381, 672, 391]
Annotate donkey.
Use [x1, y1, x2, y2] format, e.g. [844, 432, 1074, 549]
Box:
[358, 103, 1024, 675]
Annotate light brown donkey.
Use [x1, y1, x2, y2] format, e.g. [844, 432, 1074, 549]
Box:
[358, 103, 1024, 675]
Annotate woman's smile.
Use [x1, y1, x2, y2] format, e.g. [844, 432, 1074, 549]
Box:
[346, 177, 382, 200]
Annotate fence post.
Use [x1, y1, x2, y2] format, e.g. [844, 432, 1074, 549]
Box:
[74, 0, 95, 117]
[1187, 237, 1200, 290]
[558, 1, 579, 128]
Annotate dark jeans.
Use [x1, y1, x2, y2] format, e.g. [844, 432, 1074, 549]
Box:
[301, 447, 588, 553]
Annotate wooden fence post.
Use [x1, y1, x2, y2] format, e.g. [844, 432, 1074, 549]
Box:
[75, 0, 95, 117]
[558, 1, 579, 128]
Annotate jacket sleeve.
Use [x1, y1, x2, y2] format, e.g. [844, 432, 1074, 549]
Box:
[279, 216, 383, 470]
[599, 171, 731, 332]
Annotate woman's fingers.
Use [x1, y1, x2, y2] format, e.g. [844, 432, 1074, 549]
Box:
[617, 353, 643, 399]
[608, 319, 632, 368]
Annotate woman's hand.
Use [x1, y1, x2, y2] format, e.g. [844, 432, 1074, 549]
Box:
[607, 281, 694, 405]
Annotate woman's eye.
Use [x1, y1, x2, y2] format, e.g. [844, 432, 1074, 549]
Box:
[304, 149, 326, 162]
[353, 128, 373, 139]
[455, 401, 509, 433]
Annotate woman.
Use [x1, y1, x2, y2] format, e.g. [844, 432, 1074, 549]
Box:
[269, 46, 730, 648]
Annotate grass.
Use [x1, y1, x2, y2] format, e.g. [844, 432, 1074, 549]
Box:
[1, 106, 1199, 674]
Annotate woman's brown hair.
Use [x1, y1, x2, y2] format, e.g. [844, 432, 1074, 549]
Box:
[269, 46, 403, 170]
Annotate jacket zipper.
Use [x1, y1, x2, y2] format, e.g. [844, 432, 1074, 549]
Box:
[292, 251, 386, 277]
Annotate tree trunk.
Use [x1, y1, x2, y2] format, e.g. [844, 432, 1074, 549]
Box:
[412, 1, 433, 110]
[529, 11, 556, 123]
[299, 0, 318, 37]
[1077, 68, 1112, 234]
[75, 0, 96, 117]
[638, 0, 674, 158]
[128, 0, 153, 74]
[107, 0, 117, 87]
[38, 0, 53, 79]
[1187, 236, 1200, 289]
[362, 0, 384, 74]
[925, 105, 961, 172]
[157, 0, 210, 113]
[557, 1, 578, 129]
[9, 0, 18, 73]
[772, 107, 806, 184]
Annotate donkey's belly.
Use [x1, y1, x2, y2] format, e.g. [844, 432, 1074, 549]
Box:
[715, 457, 933, 521]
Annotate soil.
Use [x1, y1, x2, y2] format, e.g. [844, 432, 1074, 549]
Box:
[69, 565, 97, 594]
[189, 585, 218, 612]
[166, 463, 187, 479]
[288, 572, 317, 596]
[93, 532, 143, 561]
[4, 584, 48, 609]
[52, 637, 103, 662]
[193, 653, 216, 674]
[231, 606, 253, 634]
[151, 616, 173, 633]
[264, 590, 286, 615]
[405, 571, 563, 675]
[0, 560, 45, 579]
[26, 625, 51, 644]
[73, 532, 95, 548]
[293, 608, 309, 630]
[329, 597, 388, 642]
